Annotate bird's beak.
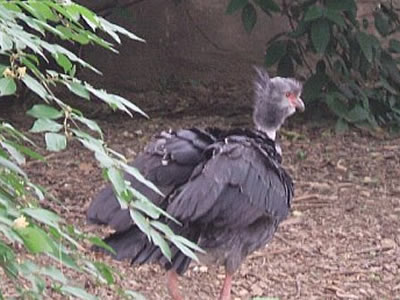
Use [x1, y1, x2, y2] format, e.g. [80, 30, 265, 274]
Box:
[294, 97, 305, 112]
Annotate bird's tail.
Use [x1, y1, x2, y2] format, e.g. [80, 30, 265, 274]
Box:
[93, 221, 200, 275]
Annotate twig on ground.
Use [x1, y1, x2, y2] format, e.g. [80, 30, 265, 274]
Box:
[275, 234, 316, 256]
[295, 193, 320, 201]
[26, 153, 56, 166]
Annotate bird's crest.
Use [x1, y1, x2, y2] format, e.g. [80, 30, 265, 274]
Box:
[253, 66, 270, 99]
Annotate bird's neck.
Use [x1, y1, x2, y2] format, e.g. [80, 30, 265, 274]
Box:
[256, 126, 277, 141]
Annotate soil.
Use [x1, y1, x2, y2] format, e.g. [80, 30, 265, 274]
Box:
[1, 79, 400, 300]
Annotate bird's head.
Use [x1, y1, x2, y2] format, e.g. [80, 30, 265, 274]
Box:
[253, 67, 304, 140]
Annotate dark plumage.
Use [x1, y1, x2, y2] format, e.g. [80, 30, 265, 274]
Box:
[87, 67, 304, 300]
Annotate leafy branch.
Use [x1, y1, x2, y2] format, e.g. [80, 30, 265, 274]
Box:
[0, 1, 203, 298]
[226, 0, 400, 133]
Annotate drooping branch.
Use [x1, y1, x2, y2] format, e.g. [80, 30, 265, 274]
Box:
[82, 0, 148, 17]
[281, 0, 313, 74]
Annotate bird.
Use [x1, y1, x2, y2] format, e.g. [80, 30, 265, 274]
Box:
[87, 67, 304, 300]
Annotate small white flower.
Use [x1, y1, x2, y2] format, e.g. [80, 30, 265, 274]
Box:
[13, 215, 29, 229]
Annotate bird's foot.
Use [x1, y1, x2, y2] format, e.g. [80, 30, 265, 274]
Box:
[218, 272, 232, 300]
[166, 270, 184, 300]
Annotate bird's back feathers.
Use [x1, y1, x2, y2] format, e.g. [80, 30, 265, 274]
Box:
[87, 127, 293, 274]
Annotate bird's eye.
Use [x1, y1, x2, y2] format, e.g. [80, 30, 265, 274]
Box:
[285, 92, 292, 98]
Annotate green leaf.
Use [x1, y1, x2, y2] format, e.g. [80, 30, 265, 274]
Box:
[34, 19, 64, 37]
[0, 32, 13, 52]
[45, 133, 67, 152]
[85, 86, 148, 118]
[241, 4, 257, 33]
[288, 20, 309, 38]
[48, 250, 79, 270]
[389, 39, 400, 53]
[19, 2, 42, 20]
[346, 105, 369, 122]
[2, 3, 21, 12]
[40, 266, 68, 284]
[150, 229, 171, 262]
[264, 40, 287, 67]
[30, 118, 63, 133]
[356, 32, 373, 63]
[107, 167, 125, 196]
[374, 11, 390, 37]
[29, 2, 58, 21]
[0, 141, 25, 165]
[170, 234, 204, 254]
[381, 51, 400, 86]
[277, 55, 293, 77]
[53, 53, 73, 73]
[97, 17, 145, 43]
[16, 226, 54, 254]
[28, 182, 45, 201]
[74, 5, 99, 31]
[130, 196, 161, 219]
[254, 0, 280, 14]
[226, 0, 248, 15]
[169, 235, 203, 263]
[60, 286, 97, 300]
[325, 0, 356, 12]
[304, 5, 324, 21]
[1, 141, 44, 161]
[65, 82, 90, 100]
[20, 16, 45, 35]
[335, 118, 349, 134]
[42, 43, 101, 75]
[20, 57, 41, 77]
[325, 9, 345, 27]
[151, 221, 175, 237]
[0, 241, 18, 278]
[325, 94, 349, 118]
[0, 78, 16, 96]
[22, 208, 61, 228]
[60, 4, 81, 22]
[72, 115, 102, 135]
[109, 94, 149, 118]
[0, 156, 26, 177]
[378, 77, 398, 95]
[21, 75, 48, 100]
[122, 163, 163, 196]
[88, 236, 116, 255]
[311, 19, 330, 54]
[27, 104, 63, 119]
[93, 262, 114, 284]
[129, 210, 150, 237]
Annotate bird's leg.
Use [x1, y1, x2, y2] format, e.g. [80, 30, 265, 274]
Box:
[218, 272, 233, 300]
[166, 270, 184, 300]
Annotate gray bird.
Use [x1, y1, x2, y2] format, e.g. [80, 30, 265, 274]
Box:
[87, 67, 304, 300]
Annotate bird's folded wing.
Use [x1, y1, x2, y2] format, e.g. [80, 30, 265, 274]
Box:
[87, 128, 217, 231]
[167, 140, 292, 228]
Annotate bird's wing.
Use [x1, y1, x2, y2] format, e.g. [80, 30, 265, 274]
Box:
[167, 135, 293, 228]
[87, 128, 218, 231]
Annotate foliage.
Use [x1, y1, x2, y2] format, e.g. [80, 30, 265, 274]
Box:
[0, 1, 203, 298]
[227, 0, 400, 132]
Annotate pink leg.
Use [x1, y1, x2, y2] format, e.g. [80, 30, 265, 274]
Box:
[218, 272, 233, 300]
[166, 270, 184, 300]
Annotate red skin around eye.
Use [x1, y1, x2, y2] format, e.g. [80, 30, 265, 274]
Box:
[286, 92, 297, 104]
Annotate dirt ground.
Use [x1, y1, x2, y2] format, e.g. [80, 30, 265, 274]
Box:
[1, 79, 400, 300]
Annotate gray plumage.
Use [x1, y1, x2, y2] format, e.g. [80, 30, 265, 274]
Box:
[253, 67, 304, 139]
[87, 67, 303, 285]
